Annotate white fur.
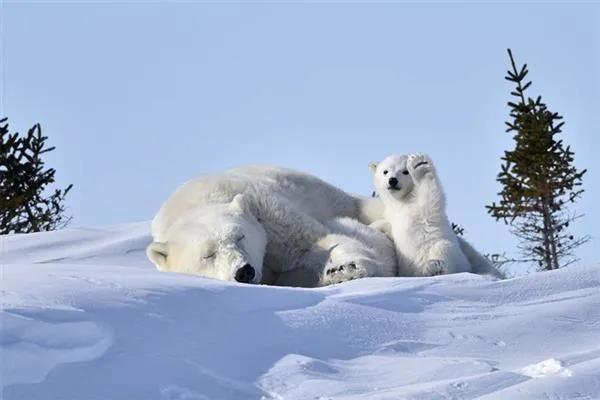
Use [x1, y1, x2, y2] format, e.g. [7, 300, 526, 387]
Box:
[369, 153, 501, 278]
[273, 218, 398, 288]
[147, 196, 268, 283]
[148, 165, 397, 287]
[320, 217, 398, 284]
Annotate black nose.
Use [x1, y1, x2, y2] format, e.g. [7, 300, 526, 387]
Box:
[388, 177, 398, 187]
[234, 264, 255, 283]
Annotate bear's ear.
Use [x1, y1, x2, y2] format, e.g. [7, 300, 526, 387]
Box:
[229, 193, 248, 215]
[147, 241, 169, 269]
[368, 162, 378, 175]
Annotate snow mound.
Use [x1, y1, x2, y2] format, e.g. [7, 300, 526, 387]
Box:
[521, 358, 574, 378]
[2, 309, 114, 388]
[1, 223, 599, 400]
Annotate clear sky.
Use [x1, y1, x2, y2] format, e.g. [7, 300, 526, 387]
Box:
[2, 1, 598, 273]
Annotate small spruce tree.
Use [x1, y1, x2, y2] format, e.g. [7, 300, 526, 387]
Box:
[486, 49, 589, 271]
[0, 117, 73, 234]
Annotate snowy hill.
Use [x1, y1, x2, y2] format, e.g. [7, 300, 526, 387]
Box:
[1, 223, 599, 400]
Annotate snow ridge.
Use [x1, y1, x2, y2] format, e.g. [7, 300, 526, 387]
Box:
[1, 223, 599, 399]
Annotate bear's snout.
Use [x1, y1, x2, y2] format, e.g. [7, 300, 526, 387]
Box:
[234, 264, 256, 283]
[388, 177, 399, 188]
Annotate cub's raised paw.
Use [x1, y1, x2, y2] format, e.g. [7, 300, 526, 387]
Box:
[426, 259, 447, 276]
[321, 261, 369, 286]
[407, 153, 434, 179]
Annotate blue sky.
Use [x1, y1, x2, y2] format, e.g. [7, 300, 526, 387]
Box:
[3, 1, 598, 273]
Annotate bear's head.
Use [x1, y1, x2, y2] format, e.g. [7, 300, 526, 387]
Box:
[369, 154, 415, 201]
[146, 194, 267, 284]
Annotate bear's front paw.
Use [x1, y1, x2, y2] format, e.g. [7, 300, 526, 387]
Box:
[321, 262, 369, 286]
[425, 259, 448, 276]
[407, 153, 435, 180]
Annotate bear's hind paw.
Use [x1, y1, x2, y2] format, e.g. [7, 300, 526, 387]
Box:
[321, 262, 369, 286]
[426, 259, 448, 276]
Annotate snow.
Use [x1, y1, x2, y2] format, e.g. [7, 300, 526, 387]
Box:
[1, 222, 599, 400]
[520, 358, 574, 378]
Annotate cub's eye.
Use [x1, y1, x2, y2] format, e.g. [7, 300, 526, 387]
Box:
[383, 170, 388, 175]
[236, 234, 246, 242]
[203, 253, 216, 260]
[402, 170, 409, 175]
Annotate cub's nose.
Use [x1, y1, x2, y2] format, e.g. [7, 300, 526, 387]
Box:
[388, 177, 399, 187]
[234, 264, 255, 283]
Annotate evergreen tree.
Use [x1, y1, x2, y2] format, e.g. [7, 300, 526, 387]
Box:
[486, 49, 589, 271]
[0, 117, 73, 234]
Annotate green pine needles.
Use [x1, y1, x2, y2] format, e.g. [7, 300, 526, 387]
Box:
[1, 117, 73, 234]
[486, 49, 589, 271]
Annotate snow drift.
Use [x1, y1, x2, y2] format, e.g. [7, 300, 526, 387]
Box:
[1, 222, 599, 399]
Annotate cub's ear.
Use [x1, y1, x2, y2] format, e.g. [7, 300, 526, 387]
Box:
[229, 193, 249, 215]
[368, 162, 378, 175]
[147, 241, 169, 270]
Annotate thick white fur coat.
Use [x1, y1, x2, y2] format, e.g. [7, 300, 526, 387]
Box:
[149, 165, 397, 287]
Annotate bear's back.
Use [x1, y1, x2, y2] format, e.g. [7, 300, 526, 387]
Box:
[226, 164, 358, 223]
[152, 164, 359, 238]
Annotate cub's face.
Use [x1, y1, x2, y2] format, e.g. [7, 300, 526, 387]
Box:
[369, 154, 415, 201]
[147, 195, 267, 284]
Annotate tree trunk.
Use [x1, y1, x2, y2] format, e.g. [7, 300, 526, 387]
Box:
[540, 196, 553, 271]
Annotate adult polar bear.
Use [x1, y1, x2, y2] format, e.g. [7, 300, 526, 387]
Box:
[147, 165, 397, 287]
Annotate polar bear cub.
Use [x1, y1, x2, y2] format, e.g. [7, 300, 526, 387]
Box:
[369, 152, 471, 277]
